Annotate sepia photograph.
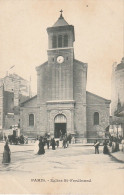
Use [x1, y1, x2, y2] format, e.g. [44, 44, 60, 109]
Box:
[0, 0, 124, 194]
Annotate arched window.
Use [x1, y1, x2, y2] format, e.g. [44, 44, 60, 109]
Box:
[52, 36, 57, 48]
[54, 114, 67, 123]
[64, 34, 68, 47]
[94, 112, 99, 125]
[58, 35, 62, 48]
[29, 114, 34, 126]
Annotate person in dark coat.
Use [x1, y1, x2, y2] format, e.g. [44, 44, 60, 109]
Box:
[2, 141, 11, 164]
[38, 137, 45, 155]
[51, 138, 56, 150]
[94, 140, 100, 154]
[46, 138, 50, 149]
[103, 140, 109, 154]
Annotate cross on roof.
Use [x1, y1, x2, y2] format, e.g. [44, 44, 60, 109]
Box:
[60, 9, 63, 14]
[59, 9, 63, 18]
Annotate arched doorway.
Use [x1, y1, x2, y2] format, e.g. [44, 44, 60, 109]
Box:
[54, 114, 67, 138]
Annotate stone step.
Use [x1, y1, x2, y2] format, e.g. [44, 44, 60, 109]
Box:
[75, 137, 83, 144]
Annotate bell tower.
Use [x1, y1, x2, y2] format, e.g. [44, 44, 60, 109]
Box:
[47, 10, 75, 100]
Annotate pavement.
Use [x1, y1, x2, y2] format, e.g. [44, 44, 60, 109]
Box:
[71, 143, 124, 163]
[0, 142, 124, 194]
[0, 141, 124, 162]
[108, 144, 124, 163]
[109, 151, 124, 163]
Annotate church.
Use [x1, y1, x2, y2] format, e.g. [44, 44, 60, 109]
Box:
[20, 12, 111, 143]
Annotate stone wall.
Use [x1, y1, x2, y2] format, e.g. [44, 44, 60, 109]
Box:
[46, 101, 75, 136]
[20, 96, 40, 137]
[86, 92, 110, 141]
[73, 60, 87, 137]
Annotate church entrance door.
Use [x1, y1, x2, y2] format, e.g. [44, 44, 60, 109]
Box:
[54, 114, 67, 138]
[54, 123, 66, 138]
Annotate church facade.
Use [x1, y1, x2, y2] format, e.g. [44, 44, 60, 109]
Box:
[20, 13, 110, 142]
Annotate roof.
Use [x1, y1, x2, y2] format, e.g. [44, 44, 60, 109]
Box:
[53, 13, 69, 27]
[1, 73, 29, 83]
[36, 61, 48, 71]
[86, 91, 111, 103]
[9, 73, 27, 81]
[116, 57, 124, 71]
[74, 59, 88, 68]
[20, 95, 37, 106]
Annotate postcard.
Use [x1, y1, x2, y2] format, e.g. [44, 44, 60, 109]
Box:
[0, 0, 124, 194]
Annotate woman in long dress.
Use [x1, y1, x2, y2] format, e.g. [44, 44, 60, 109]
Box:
[103, 140, 109, 154]
[38, 137, 45, 155]
[51, 138, 56, 150]
[2, 141, 11, 164]
[34, 138, 39, 154]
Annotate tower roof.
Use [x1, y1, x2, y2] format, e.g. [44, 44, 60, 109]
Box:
[53, 10, 69, 27]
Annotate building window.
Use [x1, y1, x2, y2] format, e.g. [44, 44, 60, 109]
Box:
[64, 35, 68, 47]
[52, 36, 57, 48]
[29, 114, 34, 126]
[94, 112, 99, 125]
[58, 35, 62, 48]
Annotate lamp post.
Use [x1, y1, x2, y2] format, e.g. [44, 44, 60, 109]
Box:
[116, 123, 119, 139]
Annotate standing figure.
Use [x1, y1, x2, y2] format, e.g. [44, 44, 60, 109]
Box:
[46, 138, 50, 149]
[38, 137, 45, 155]
[51, 138, 56, 150]
[63, 136, 67, 148]
[71, 136, 75, 144]
[68, 134, 72, 144]
[56, 140, 59, 148]
[34, 137, 39, 154]
[103, 140, 109, 154]
[2, 141, 11, 164]
[121, 139, 124, 152]
[67, 135, 70, 147]
[60, 130, 62, 137]
[94, 140, 100, 154]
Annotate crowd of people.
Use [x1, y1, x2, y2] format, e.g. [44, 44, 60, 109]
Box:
[94, 136, 122, 155]
[34, 133, 74, 155]
[1, 132, 75, 164]
[1, 132, 123, 165]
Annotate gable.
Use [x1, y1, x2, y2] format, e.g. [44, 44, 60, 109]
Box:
[20, 95, 37, 107]
[73, 59, 88, 69]
[86, 91, 111, 105]
[36, 61, 48, 72]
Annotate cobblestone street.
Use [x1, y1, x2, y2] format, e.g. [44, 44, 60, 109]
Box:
[0, 142, 124, 194]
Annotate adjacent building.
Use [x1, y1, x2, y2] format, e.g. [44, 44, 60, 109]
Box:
[0, 73, 31, 129]
[111, 57, 124, 138]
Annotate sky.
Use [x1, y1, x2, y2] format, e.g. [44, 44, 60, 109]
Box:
[0, 0, 123, 99]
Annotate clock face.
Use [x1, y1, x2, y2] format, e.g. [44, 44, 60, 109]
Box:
[57, 56, 64, 64]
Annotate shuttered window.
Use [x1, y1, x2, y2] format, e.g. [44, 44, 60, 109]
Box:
[64, 35, 68, 47]
[58, 35, 62, 48]
[52, 36, 57, 48]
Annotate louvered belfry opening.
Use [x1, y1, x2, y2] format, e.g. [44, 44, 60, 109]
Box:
[54, 114, 67, 138]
